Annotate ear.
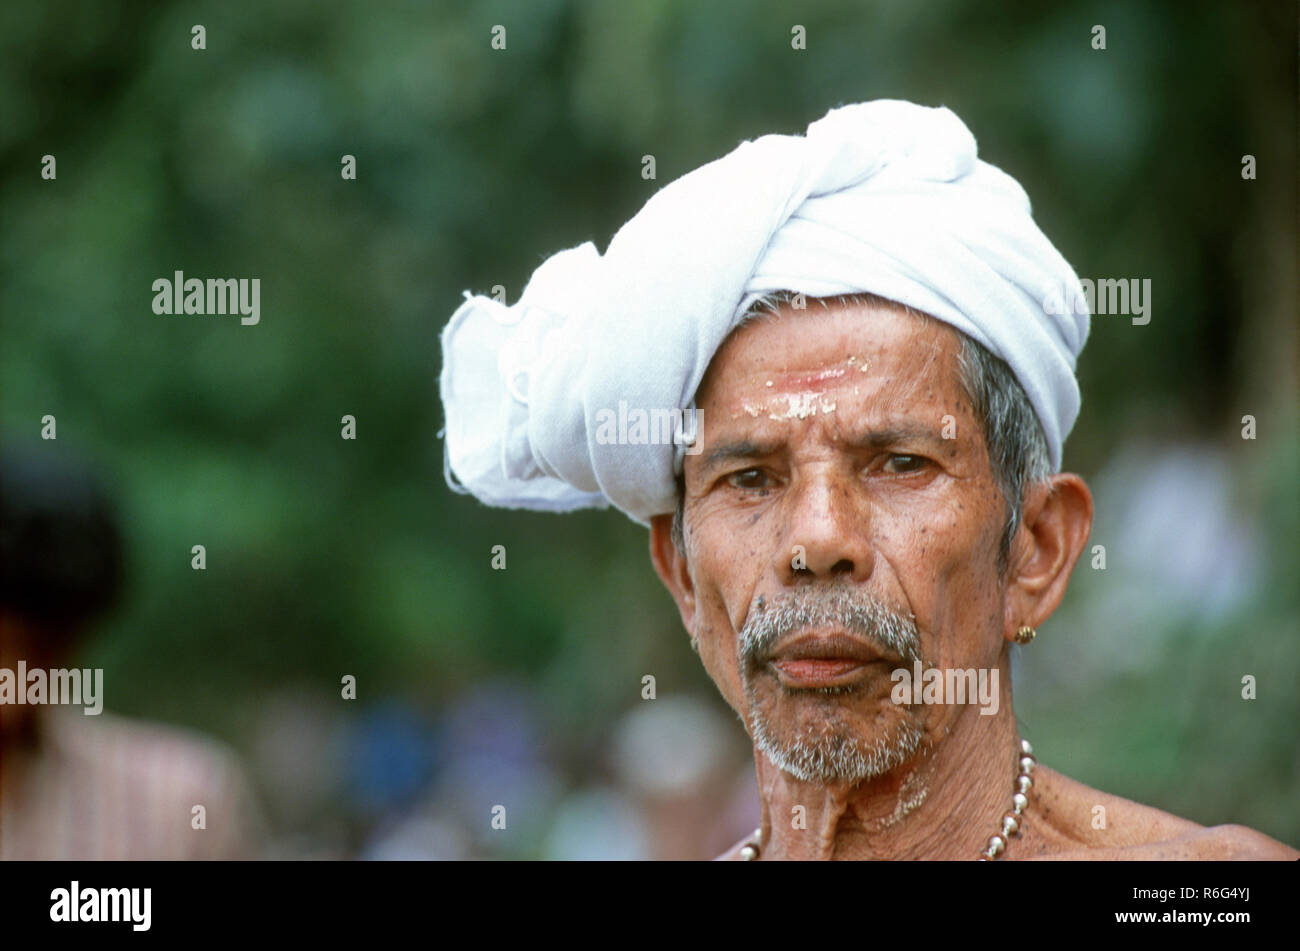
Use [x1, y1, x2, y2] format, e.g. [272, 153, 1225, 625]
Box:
[1003, 473, 1093, 640]
[649, 513, 697, 638]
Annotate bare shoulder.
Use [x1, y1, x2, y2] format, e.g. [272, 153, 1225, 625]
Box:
[54, 709, 245, 784]
[713, 833, 753, 861]
[1023, 765, 1299, 860]
[1032, 823, 1300, 861]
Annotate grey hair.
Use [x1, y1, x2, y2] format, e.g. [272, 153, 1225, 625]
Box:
[670, 291, 1051, 574]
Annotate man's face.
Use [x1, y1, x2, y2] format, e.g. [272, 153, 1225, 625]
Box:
[679, 297, 1010, 783]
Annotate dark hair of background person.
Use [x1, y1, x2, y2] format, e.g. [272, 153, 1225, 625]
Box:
[0, 445, 125, 643]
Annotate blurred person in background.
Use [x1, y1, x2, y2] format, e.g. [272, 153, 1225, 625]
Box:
[604, 696, 753, 861]
[0, 446, 262, 859]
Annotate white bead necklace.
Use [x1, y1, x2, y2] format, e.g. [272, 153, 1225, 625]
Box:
[738, 738, 1037, 861]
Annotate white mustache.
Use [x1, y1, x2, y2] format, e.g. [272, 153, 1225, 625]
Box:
[739, 588, 923, 667]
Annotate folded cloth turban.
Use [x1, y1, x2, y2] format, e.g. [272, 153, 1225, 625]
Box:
[439, 99, 1090, 525]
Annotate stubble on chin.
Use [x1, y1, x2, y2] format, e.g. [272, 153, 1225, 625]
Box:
[738, 587, 927, 785]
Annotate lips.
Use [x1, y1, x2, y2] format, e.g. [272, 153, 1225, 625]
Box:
[766, 632, 887, 689]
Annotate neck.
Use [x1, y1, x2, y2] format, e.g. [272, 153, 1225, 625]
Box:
[752, 661, 1021, 860]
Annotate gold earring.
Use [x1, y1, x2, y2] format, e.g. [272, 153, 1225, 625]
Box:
[1014, 625, 1036, 645]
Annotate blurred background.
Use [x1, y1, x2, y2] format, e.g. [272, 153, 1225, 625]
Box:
[0, 0, 1294, 858]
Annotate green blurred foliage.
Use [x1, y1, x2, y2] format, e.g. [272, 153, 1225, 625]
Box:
[1, 0, 1294, 846]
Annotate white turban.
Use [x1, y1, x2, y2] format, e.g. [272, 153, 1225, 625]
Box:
[439, 99, 1089, 525]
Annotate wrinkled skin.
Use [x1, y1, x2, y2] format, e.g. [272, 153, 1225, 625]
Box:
[649, 296, 1298, 860]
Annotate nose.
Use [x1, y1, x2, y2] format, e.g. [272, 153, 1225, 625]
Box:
[777, 468, 877, 585]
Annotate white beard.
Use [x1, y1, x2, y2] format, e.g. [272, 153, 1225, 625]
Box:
[749, 701, 924, 783]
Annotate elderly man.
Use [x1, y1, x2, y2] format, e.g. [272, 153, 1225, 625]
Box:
[440, 100, 1296, 860]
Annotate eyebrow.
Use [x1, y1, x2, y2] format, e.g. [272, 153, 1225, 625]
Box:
[697, 440, 778, 475]
[695, 425, 948, 476]
[842, 425, 949, 451]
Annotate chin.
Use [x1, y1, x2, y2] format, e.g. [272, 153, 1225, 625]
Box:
[746, 676, 926, 784]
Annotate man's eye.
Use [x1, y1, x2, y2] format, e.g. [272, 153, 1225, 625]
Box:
[727, 468, 769, 490]
[883, 454, 928, 474]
